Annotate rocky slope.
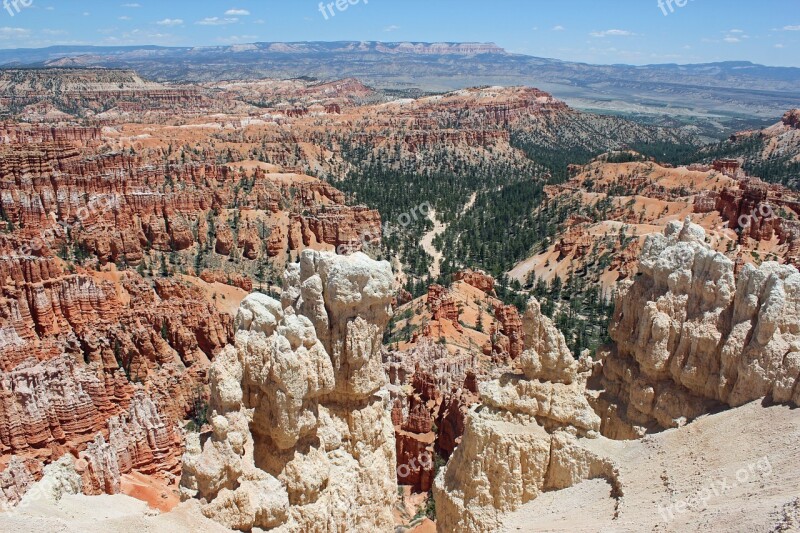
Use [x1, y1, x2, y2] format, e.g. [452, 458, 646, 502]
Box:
[508, 153, 800, 358]
[180, 250, 397, 532]
[0, 69, 208, 119]
[383, 271, 520, 496]
[698, 109, 800, 187]
[434, 219, 800, 531]
[0, 83, 384, 507]
[500, 400, 800, 532]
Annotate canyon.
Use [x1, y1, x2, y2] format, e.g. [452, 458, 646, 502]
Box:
[0, 66, 798, 532]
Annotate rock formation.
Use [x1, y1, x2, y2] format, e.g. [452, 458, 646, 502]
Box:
[180, 250, 398, 532]
[434, 376, 479, 459]
[782, 109, 800, 129]
[491, 304, 524, 360]
[452, 269, 495, 295]
[433, 299, 612, 532]
[78, 391, 182, 495]
[383, 338, 481, 492]
[594, 219, 800, 438]
[0, 264, 231, 456]
[0, 454, 82, 511]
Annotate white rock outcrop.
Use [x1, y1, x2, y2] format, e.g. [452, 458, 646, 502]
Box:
[180, 251, 397, 532]
[0, 455, 83, 512]
[594, 219, 800, 438]
[433, 299, 615, 533]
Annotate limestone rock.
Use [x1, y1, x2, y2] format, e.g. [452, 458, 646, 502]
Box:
[433, 297, 606, 532]
[595, 219, 800, 438]
[182, 251, 397, 532]
[19, 455, 82, 506]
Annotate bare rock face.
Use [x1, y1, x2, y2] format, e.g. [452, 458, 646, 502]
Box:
[783, 109, 800, 129]
[453, 269, 496, 295]
[0, 457, 39, 509]
[594, 219, 800, 438]
[181, 250, 397, 532]
[434, 383, 479, 459]
[0, 455, 82, 511]
[79, 391, 181, 495]
[383, 338, 480, 492]
[433, 298, 610, 533]
[492, 304, 524, 360]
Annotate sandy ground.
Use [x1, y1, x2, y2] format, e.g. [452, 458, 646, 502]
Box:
[120, 472, 179, 513]
[0, 494, 229, 532]
[501, 400, 800, 532]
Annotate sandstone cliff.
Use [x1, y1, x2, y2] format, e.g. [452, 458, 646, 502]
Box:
[594, 219, 800, 438]
[180, 250, 398, 532]
[433, 299, 613, 532]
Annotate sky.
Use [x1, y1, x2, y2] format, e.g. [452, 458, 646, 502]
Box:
[0, 0, 799, 67]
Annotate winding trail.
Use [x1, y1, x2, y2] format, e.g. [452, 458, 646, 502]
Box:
[419, 192, 477, 278]
[420, 208, 447, 278]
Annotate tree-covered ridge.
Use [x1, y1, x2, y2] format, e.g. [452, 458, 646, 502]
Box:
[695, 133, 800, 188]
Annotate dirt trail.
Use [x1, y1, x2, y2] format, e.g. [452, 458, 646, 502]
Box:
[419, 193, 477, 279]
[420, 208, 447, 278]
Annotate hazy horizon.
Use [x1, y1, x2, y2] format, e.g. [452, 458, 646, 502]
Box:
[0, 0, 798, 67]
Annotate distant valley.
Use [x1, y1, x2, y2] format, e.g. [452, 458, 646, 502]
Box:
[2, 41, 799, 136]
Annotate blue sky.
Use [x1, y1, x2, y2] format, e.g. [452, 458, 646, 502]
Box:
[1, 0, 799, 66]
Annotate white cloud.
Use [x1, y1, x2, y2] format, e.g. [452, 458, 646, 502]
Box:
[196, 17, 238, 25]
[156, 18, 184, 26]
[225, 9, 250, 16]
[384, 25, 399, 32]
[775, 43, 785, 48]
[782, 25, 800, 31]
[552, 25, 565, 31]
[217, 34, 258, 43]
[0, 27, 30, 39]
[102, 27, 178, 45]
[590, 29, 635, 38]
[121, 3, 141, 7]
[722, 29, 748, 43]
[118, 16, 131, 20]
[254, 19, 265, 24]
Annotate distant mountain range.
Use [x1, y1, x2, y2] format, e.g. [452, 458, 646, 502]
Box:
[1, 41, 799, 134]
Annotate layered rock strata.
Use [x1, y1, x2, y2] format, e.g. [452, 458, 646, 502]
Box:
[180, 250, 398, 532]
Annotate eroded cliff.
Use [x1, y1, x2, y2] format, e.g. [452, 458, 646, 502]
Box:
[594, 219, 800, 438]
[180, 250, 398, 532]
